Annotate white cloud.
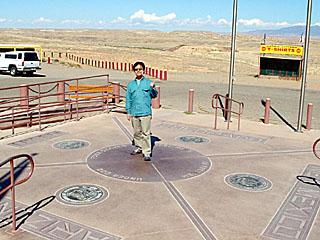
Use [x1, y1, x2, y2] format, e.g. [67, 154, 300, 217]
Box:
[176, 17, 309, 30]
[23, 12, 317, 31]
[32, 17, 55, 24]
[238, 19, 292, 28]
[190, 15, 214, 25]
[191, 18, 203, 24]
[130, 9, 176, 24]
[174, 15, 215, 27]
[111, 16, 127, 24]
[61, 19, 91, 25]
[177, 18, 191, 26]
[173, 17, 309, 31]
[110, 11, 306, 31]
[217, 18, 230, 25]
[0, 18, 13, 23]
[109, 10, 310, 30]
[238, 18, 265, 26]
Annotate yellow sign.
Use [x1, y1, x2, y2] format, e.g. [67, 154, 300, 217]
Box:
[260, 45, 303, 56]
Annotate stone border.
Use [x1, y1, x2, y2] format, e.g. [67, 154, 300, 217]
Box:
[7, 131, 69, 148]
[0, 197, 121, 240]
[262, 164, 320, 240]
[155, 122, 269, 144]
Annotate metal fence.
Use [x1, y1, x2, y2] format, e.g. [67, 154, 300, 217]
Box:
[211, 93, 244, 131]
[0, 74, 126, 135]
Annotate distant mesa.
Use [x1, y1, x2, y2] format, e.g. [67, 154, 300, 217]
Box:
[243, 26, 320, 39]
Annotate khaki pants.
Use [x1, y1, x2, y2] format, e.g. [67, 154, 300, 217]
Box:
[131, 115, 152, 155]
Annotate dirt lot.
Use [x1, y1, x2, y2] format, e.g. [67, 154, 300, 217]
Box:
[0, 28, 319, 130]
[1, 28, 320, 83]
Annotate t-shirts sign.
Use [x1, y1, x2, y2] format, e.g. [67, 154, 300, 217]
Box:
[260, 45, 303, 56]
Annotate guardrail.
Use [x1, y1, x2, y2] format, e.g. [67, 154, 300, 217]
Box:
[211, 94, 244, 131]
[313, 138, 320, 160]
[0, 74, 126, 135]
[0, 154, 35, 231]
[42, 51, 168, 80]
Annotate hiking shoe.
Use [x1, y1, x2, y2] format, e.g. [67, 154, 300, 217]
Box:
[144, 154, 151, 161]
[130, 148, 142, 155]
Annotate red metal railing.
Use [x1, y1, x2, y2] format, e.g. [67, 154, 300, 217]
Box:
[0, 154, 35, 231]
[211, 94, 244, 131]
[313, 138, 320, 160]
[0, 75, 126, 135]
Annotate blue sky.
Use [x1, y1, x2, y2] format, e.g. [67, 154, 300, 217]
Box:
[1, 0, 320, 32]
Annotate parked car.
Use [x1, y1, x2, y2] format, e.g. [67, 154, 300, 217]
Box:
[0, 51, 41, 76]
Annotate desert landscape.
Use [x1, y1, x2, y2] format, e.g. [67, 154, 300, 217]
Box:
[1, 28, 320, 130]
[2, 28, 320, 84]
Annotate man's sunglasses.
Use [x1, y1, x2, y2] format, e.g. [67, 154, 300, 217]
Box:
[134, 68, 143, 71]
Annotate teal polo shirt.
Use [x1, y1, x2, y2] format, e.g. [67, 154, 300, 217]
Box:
[126, 77, 158, 117]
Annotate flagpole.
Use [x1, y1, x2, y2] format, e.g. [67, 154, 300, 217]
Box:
[228, 0, 238, 115]
[297, 0, 312, 132]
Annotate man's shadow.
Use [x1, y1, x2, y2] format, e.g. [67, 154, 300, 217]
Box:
[151, 136, 161, 152]
[131, 135, 161, 156]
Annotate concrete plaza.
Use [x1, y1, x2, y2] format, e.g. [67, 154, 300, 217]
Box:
[0, 106, 320, 239]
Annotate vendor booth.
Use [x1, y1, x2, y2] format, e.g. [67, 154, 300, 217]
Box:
[259, 44, 303, 80]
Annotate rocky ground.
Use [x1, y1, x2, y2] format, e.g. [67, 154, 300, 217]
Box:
[1, 28, 320, 79]
[1, 28, 319, 130]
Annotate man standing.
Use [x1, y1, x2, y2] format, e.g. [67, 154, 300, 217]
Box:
[126, 62, 158, 161]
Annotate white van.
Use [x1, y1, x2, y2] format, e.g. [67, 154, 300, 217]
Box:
[0, 51, 41, 76]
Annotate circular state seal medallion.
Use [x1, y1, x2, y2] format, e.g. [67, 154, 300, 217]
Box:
[56, 184, 108, 205]
[225, 173, 272, 192]
[177, 136, 209, 144]
[87, 144, 211, 183]
[53, 140, 89, 150]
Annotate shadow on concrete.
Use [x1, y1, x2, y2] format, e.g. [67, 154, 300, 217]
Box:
[131, 135, 161, 155]
[0, 159, 30, 202]
[297, 175, 320, 189]
[217, 95, 227, 120]
[151, 135, 161, 151]
[0, 196, 55, 230]
[0, 153, 38, 202]
[26, 73, 46, 78]
[261, 99, 297, 132]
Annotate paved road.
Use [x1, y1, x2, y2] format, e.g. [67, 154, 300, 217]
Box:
[0, 63, 319, 130]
